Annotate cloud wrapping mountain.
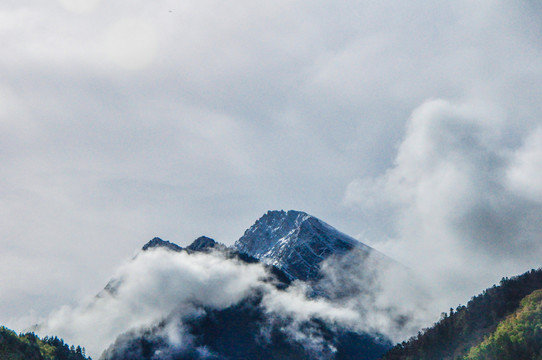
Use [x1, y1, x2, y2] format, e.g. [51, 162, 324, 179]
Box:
[38, 244, 399, 358]
[34, 210, 426, 360]
[39, 249, 267, 357]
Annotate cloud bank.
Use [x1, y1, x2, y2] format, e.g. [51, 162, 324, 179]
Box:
[344, 99, 542, 313]
[38, 248, 266, 357]
[37, 247, 415, 358]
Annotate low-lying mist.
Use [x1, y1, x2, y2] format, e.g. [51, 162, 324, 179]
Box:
[36, 247, 423, 358]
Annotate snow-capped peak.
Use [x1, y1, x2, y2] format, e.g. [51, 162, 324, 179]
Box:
[234, 210, 372, 281]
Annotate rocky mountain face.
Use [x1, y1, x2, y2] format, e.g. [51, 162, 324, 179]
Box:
[139, 210, 382, 285]
[235, 210, 376, 281]
[186, 236, 220, 252]
[96, 210, 393, 360]
[142, 237, 183, 252]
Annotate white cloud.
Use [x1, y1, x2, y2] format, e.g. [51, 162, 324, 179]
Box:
[37, 247, 419, 358]
[103, 18, 158, 70]
[506, 127, 542, 202]
[56, 0, 101, 14]
[262, 282, 362, 328]
[38, 249, 267, 358]
[345, 98, 542, 314]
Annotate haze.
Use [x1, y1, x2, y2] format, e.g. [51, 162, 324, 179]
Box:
[1, 0, 542, 337]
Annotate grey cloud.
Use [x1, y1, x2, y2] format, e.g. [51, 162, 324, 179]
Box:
[1, 0, 542, 338]
[344, 99, 542, 313]
[507, 128, 542, 202]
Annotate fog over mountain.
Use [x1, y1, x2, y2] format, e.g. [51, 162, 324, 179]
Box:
[35, 211, 419, 359]
[1, 1, 542, 356]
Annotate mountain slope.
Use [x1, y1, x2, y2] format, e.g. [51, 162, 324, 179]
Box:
[96, 210, 395, 359]
[101, 292, 392, 360]
[464, 288, 542, 360]
[381, 268, 542, 360]
[141, 238, 183, 252]
[98, 235, 393, 359]
[33, 210, 397, 359]
[235, 210, 377, 281]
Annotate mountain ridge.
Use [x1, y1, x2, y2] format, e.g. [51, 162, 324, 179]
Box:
[138, 210, 382, 284]
[141, 237, 183, 252]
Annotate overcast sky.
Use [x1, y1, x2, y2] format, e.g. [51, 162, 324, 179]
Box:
[2, 0, 542, 331]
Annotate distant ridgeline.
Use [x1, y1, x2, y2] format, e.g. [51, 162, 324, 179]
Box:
[0, 326, 91, 360]
[381, 268, 542, 360]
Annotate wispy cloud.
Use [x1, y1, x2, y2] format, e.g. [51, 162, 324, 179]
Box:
[37, 247, 410, 358]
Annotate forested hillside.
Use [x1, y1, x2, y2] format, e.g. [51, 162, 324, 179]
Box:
[0, 326, 90, 360]
[381, 268, 542, 360]
[464, 289, 542, 360]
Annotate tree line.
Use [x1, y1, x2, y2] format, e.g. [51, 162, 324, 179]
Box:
[381, 268, 542, 360]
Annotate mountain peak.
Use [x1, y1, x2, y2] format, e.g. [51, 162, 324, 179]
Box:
[234, 210, 369, 281]
[142, 237, 183, 252]
[186, 236, 218, 252]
